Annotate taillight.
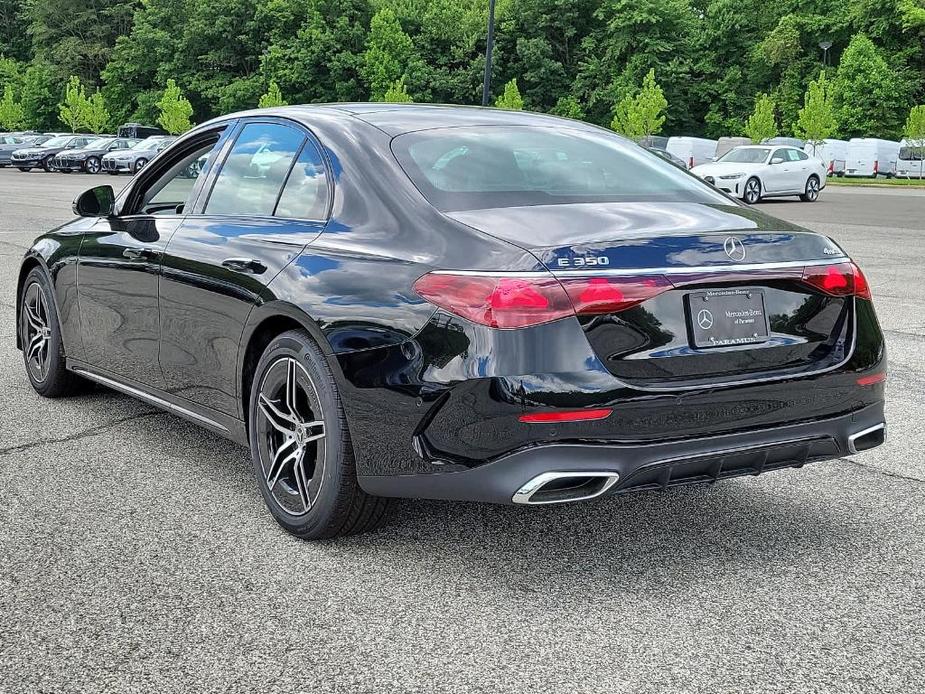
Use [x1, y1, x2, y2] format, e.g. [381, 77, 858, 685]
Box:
[412, 273, 574, 329]
[828, 161, 834, 174]
[873, 160, 879, 175]
[801, 262, 872, 300]
[559, 275, 673, 315]
[413, 272, 672, 328]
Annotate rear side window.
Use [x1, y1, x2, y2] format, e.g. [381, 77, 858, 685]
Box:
[392, 126, 726, 212]
[206, 122, 304, 216]
[275, 139, 329, 220]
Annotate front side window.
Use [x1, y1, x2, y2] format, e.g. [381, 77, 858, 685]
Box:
[392, 126, 728, 212]
[205, 122, 304, 216]
[133, 133, 224, 215]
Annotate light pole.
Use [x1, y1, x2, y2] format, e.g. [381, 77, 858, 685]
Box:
[819, 40, 832, 67]
[481, 0, 496, 107]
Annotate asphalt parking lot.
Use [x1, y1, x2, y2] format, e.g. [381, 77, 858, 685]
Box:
[1, 170, 923, 693]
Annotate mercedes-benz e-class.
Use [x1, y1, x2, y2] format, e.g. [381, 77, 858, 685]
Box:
[16, 105, 886, 539]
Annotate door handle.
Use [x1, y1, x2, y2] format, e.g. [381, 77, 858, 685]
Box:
[123, 247, 159, 261]
[222, 257, 267, 274]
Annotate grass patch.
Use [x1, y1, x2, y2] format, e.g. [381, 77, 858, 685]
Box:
[828, 177, 925, 187]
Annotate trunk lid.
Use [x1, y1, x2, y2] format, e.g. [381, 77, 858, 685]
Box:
[447, 202, 854, 388]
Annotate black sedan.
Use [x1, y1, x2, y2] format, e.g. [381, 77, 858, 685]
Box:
[0, 134, 50, 167]
[15, 105, 886, 539]
[51, 136, 139, 173]
[10, 134, 96, 171]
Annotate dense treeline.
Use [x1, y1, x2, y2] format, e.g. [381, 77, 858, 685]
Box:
[0, 0, 923, 138]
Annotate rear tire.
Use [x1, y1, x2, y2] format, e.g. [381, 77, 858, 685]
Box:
[800, 175, 820, 202]
[248, 329, 391, 540]
[743, 177, 762, 204]
[19, 268, 82, 398]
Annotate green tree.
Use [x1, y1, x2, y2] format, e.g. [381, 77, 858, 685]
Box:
[59, 75, 87, 132]
[362, 8, 415, 100]
[610, 68, 667, 139]
[258, 80, 288, 108]
[903, 105, 925, 178]
[494, 78, 524, 109]
[20, 62, 60, 131]
[795, 71, 837, 155]
[156, 79, 194, 134]
[551, 95, 585, 120]
[83, 89, 110, 133]
[0, 83, 24, 129]
[745, 93, 778, 143]
[383, 76, 413, 102]
[833, 34, 911, 139]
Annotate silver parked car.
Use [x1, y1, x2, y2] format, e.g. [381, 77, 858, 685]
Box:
[100, 135, 177, 174]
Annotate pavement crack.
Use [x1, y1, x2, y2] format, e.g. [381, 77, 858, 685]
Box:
[838, 457, 925, 484]
[0, 411, 165, 458]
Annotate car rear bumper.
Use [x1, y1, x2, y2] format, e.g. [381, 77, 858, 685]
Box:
[358, 401, 885, 503]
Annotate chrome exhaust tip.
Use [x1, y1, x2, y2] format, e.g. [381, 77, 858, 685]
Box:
[512, 471, 620, 505]
[847, 422, 886, 454]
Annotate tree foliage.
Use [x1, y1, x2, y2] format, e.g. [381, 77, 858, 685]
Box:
[795, 71, 837, 150]
[610, 68, 667, 140]
[745, 93, 778, 143]
[156, 79, 194, 134]
[59, 75, 86, 132]
[0, 83, 24, 129]
[494, 78, 524, 109]
[258, 80, 288, 108]
[1, 0, 922, 137]
[383, 76, 413, 102]
[903, 104, 925, 177]
[83, 90, 110, 132]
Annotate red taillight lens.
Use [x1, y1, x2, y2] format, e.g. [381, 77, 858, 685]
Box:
[559, 275, 673, 314]
[801, 262, 872, 300]
[412, 273, 574, 328]
[414, 272, 672, 329]
[519, 408, 613, 423]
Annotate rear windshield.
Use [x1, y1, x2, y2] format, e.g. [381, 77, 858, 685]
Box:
[391, 126, 726, 212]
[899, 146, 924, 161]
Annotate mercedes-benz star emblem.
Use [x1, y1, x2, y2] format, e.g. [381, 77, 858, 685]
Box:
[697, 309, 714, 330]
[723, 236, 746, 261]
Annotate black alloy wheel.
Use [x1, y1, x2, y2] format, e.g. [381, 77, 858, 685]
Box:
[19, 268, 80, 397]
[248, 330, 390, 539]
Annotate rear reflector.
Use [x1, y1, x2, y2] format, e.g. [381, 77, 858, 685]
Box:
[800, 262, 872, 300]
[856, 372, 886, 386]
[519, 408, 613, 423]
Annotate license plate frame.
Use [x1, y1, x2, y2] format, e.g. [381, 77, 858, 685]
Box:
[685, 288, 770, 349]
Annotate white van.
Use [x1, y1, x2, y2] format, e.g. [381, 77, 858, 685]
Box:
[714, 137, 751, 160]
[666, 136, 718, 169]
[845, 138, 900, 177]
[804, 139, 849, 176]
[896, 139, 925, 179]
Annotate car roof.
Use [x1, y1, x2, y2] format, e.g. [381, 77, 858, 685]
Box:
[207, 103, 605, 138]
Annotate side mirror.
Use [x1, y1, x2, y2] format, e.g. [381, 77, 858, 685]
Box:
[771, 157, 784, 165]
[73, 185, 115, 217]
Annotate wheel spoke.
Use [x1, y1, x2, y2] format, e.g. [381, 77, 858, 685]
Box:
[293, 455, 312, 513]
[285, 358, 299, 416]
[26, 334, 44, 361]
[258, 393, 298, 435]
[266, 438, 299, 490]
[24, 303, 43, 331]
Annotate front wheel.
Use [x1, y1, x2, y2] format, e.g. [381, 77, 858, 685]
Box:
[85, 156, 101, 174]
[248, 330, 391, 540]
[800, 176, 820, 202]
[42, 158, 54, 172]
[743, 177, 762, 204]
[133, 158, 147, 173]
[19, 268, 82, 397]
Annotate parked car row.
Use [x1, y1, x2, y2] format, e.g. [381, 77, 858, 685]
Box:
[645, 135, 921, 179]
[0, 123, 170, 175]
